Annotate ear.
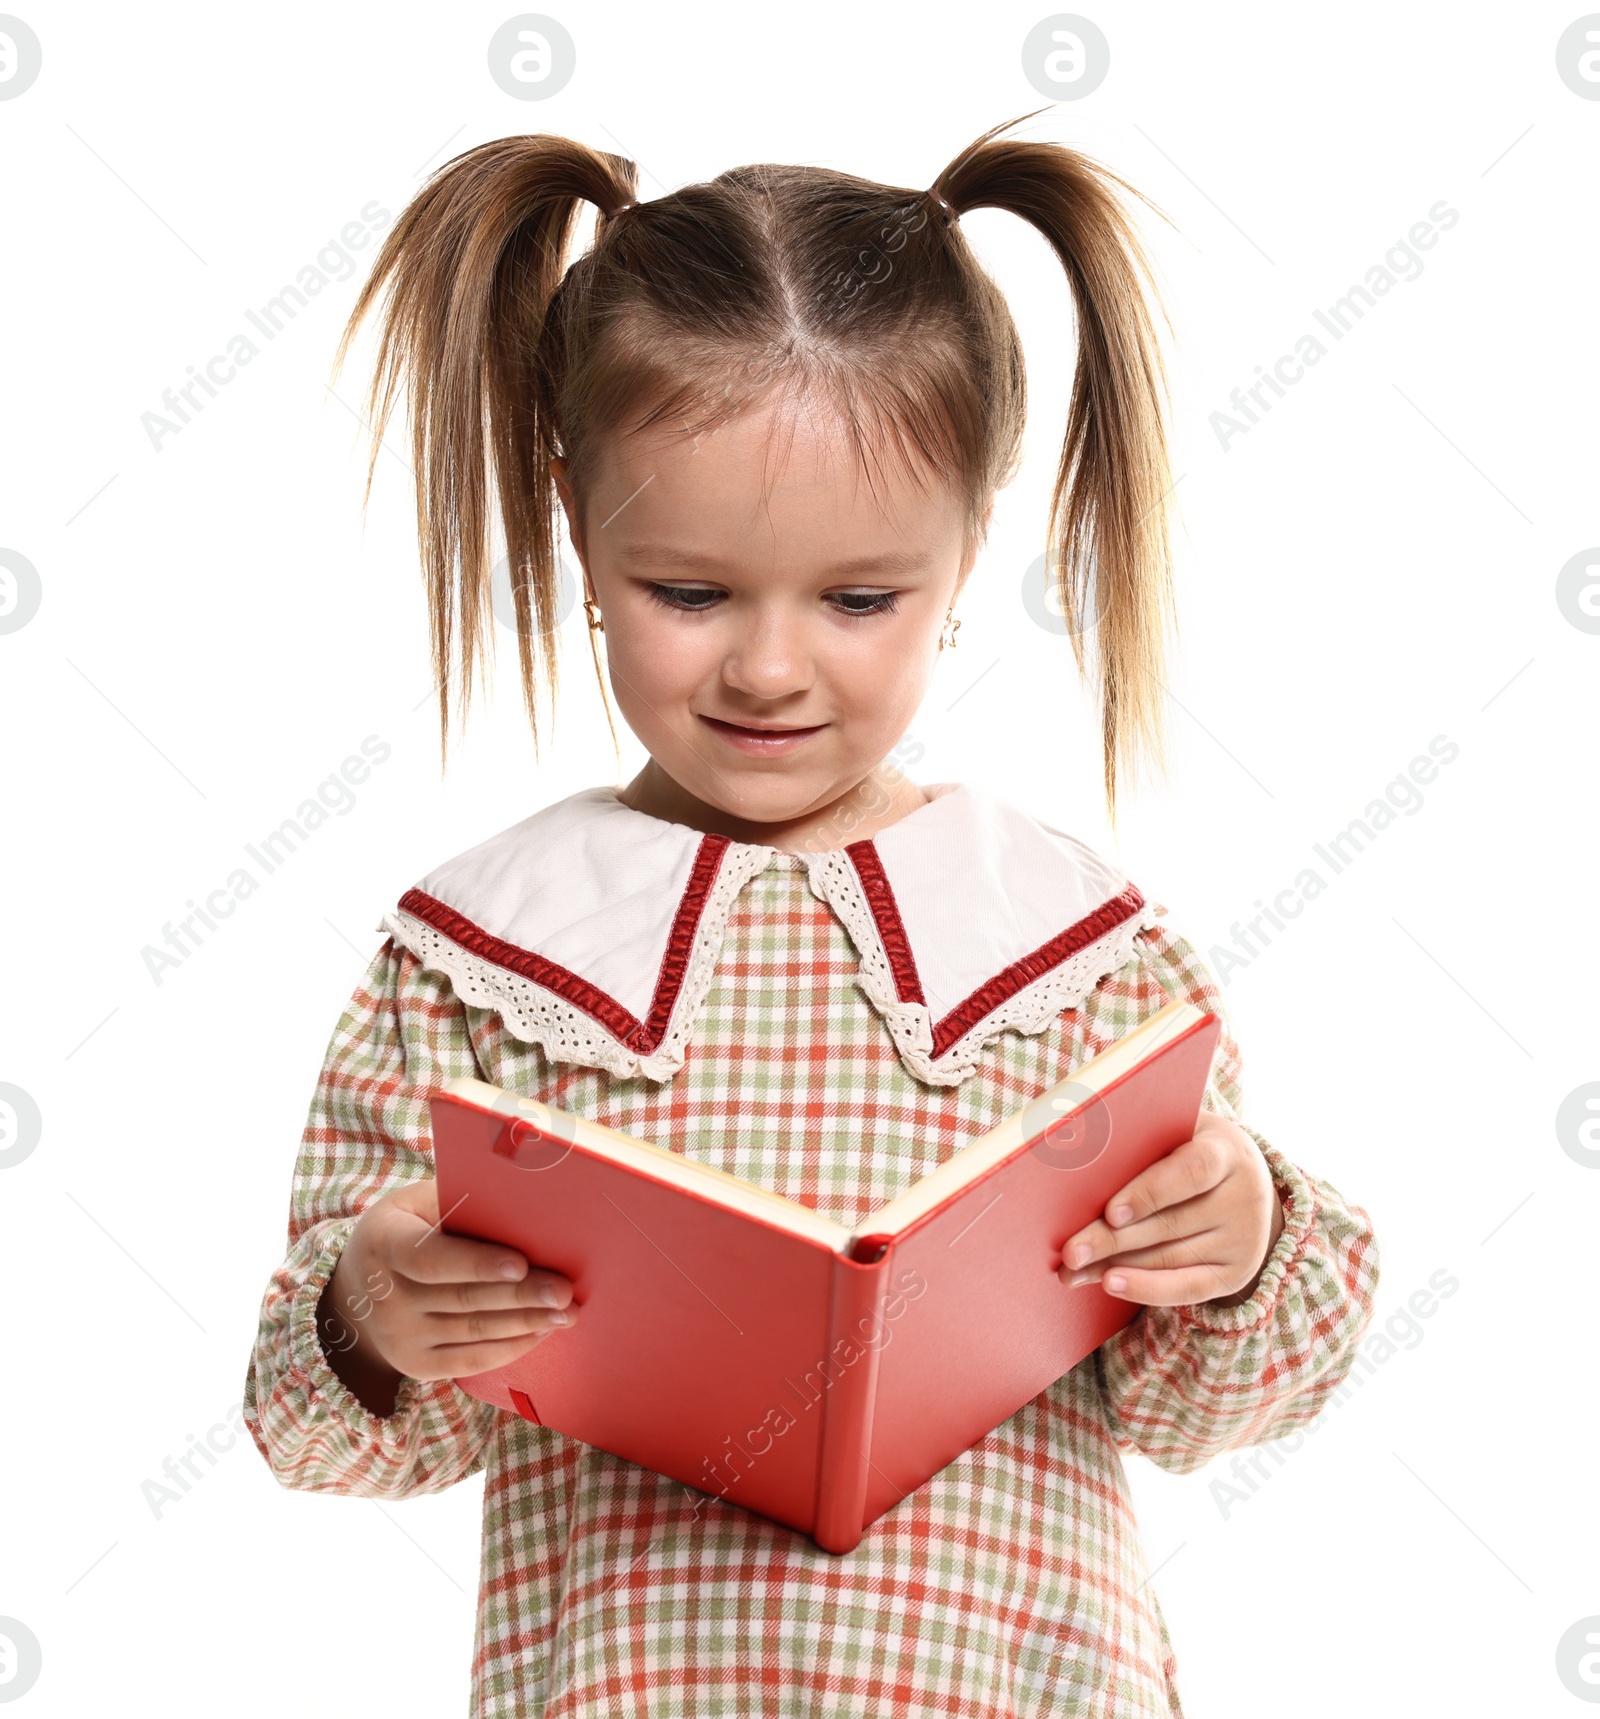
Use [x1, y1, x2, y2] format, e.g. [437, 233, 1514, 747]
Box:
[953, 495, 996, 596]
[550, 456, 587, 567]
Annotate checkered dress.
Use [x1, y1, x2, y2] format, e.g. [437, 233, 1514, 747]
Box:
[244, 850, 1379, 1717]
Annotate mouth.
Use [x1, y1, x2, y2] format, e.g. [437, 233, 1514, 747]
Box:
[698, 715, 826, 752]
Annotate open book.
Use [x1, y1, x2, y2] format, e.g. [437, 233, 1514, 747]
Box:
[429, 996, 1219, 1554]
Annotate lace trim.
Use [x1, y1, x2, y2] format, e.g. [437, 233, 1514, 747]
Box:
[377, 845, 779, 1084]
[801, 850, 1164, 1087]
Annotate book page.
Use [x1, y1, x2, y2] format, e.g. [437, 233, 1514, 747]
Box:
[442, 1077, 851, 1249]
[859, 999, 1204, 1240]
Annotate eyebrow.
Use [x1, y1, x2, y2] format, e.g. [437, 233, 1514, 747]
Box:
[612, 543, 933, 578]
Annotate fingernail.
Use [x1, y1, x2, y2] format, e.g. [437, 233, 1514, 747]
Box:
[1067, 1270, 1098, 1288]
[547, 1309, 570, 1326]
[1109, 1204, 1133, 1226]
[1104, 1272, 1127, 1293]
[536, 1286, 566, 1308]
[498, 1259, 524, 1280]
[1069, 1242, 1091, 1268]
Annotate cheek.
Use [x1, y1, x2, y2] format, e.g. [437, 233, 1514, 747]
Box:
[607, 613, 706, 697]
[836, 621, 931, 706]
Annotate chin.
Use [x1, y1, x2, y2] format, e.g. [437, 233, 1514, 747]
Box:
[695, 770, 837, 820]
[706, 772, 824, 809]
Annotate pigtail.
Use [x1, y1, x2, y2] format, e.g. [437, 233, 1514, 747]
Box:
[328, 136, 637, 768]
[936, 111, 1177, 826]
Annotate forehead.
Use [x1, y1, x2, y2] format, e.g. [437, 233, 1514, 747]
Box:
[589, 395, 964, 573]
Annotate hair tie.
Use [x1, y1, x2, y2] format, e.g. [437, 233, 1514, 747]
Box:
[926, 187, 957, 227]
[610, 197, 640, 217]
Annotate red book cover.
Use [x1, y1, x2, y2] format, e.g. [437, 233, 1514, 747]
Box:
[430, 997, 1220, 1553]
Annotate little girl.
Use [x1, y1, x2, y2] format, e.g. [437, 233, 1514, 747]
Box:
[244, 112, 1379, 1716]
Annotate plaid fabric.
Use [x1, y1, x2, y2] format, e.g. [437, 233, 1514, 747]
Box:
[244, 851, 1379, 1717]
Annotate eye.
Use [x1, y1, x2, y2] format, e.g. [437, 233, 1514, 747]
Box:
[645, 583, 722, 612]
[831, 590, 899, 616]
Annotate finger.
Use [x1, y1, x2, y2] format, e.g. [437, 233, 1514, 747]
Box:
[423, 1302, 579, 1347]
[1064, 1246, 1234, 1298]
[1063, 1229, 1226, 1276]
[386, 1206, 547, 1288]
[416, 1321, 577, 1379]
[1082, 1260, 1240, 1307]
[1063, 1192, 1223, 1270]
[420, 1273, 577, 1315]
[1102, 1133, 1228, 1232]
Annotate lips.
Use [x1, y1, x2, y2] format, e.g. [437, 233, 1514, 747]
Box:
[703, 718, 822, 736]
[698, 715, 826, 750]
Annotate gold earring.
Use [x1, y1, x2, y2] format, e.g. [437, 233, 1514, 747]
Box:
[584, 595, 605, 634]
[937, 609, 960, 651]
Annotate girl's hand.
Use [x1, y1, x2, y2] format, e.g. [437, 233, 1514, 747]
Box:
[318, 1179, 578, 1404]
[1057, 1111, 1286, 1308]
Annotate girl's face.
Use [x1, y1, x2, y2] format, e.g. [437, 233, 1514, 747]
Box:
[552, 396, 985, 847]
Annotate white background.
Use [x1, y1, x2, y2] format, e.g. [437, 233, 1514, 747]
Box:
[2, 2, 1596, 1714]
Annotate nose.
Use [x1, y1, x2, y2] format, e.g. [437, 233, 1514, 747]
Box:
[720, 605, 816, 701]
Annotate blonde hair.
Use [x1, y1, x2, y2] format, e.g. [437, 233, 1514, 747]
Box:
[331, 108, 1176, 822]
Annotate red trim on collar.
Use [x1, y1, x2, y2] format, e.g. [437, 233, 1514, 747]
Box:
[843, 840, 925, 1005]
[846, 838, 1146, 1059]
[396, 832, 731, 1053]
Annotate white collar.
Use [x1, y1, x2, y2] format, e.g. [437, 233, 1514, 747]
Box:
[376, 782, 1160, 1088]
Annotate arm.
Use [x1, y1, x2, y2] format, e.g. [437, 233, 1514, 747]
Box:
[1090, 921, 1381, 1474]
[241, 938, 503, 1498]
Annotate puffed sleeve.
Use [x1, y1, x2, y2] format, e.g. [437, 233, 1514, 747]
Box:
[242, 937, 503, 1496]
[1091, 920, 1381, 1474]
